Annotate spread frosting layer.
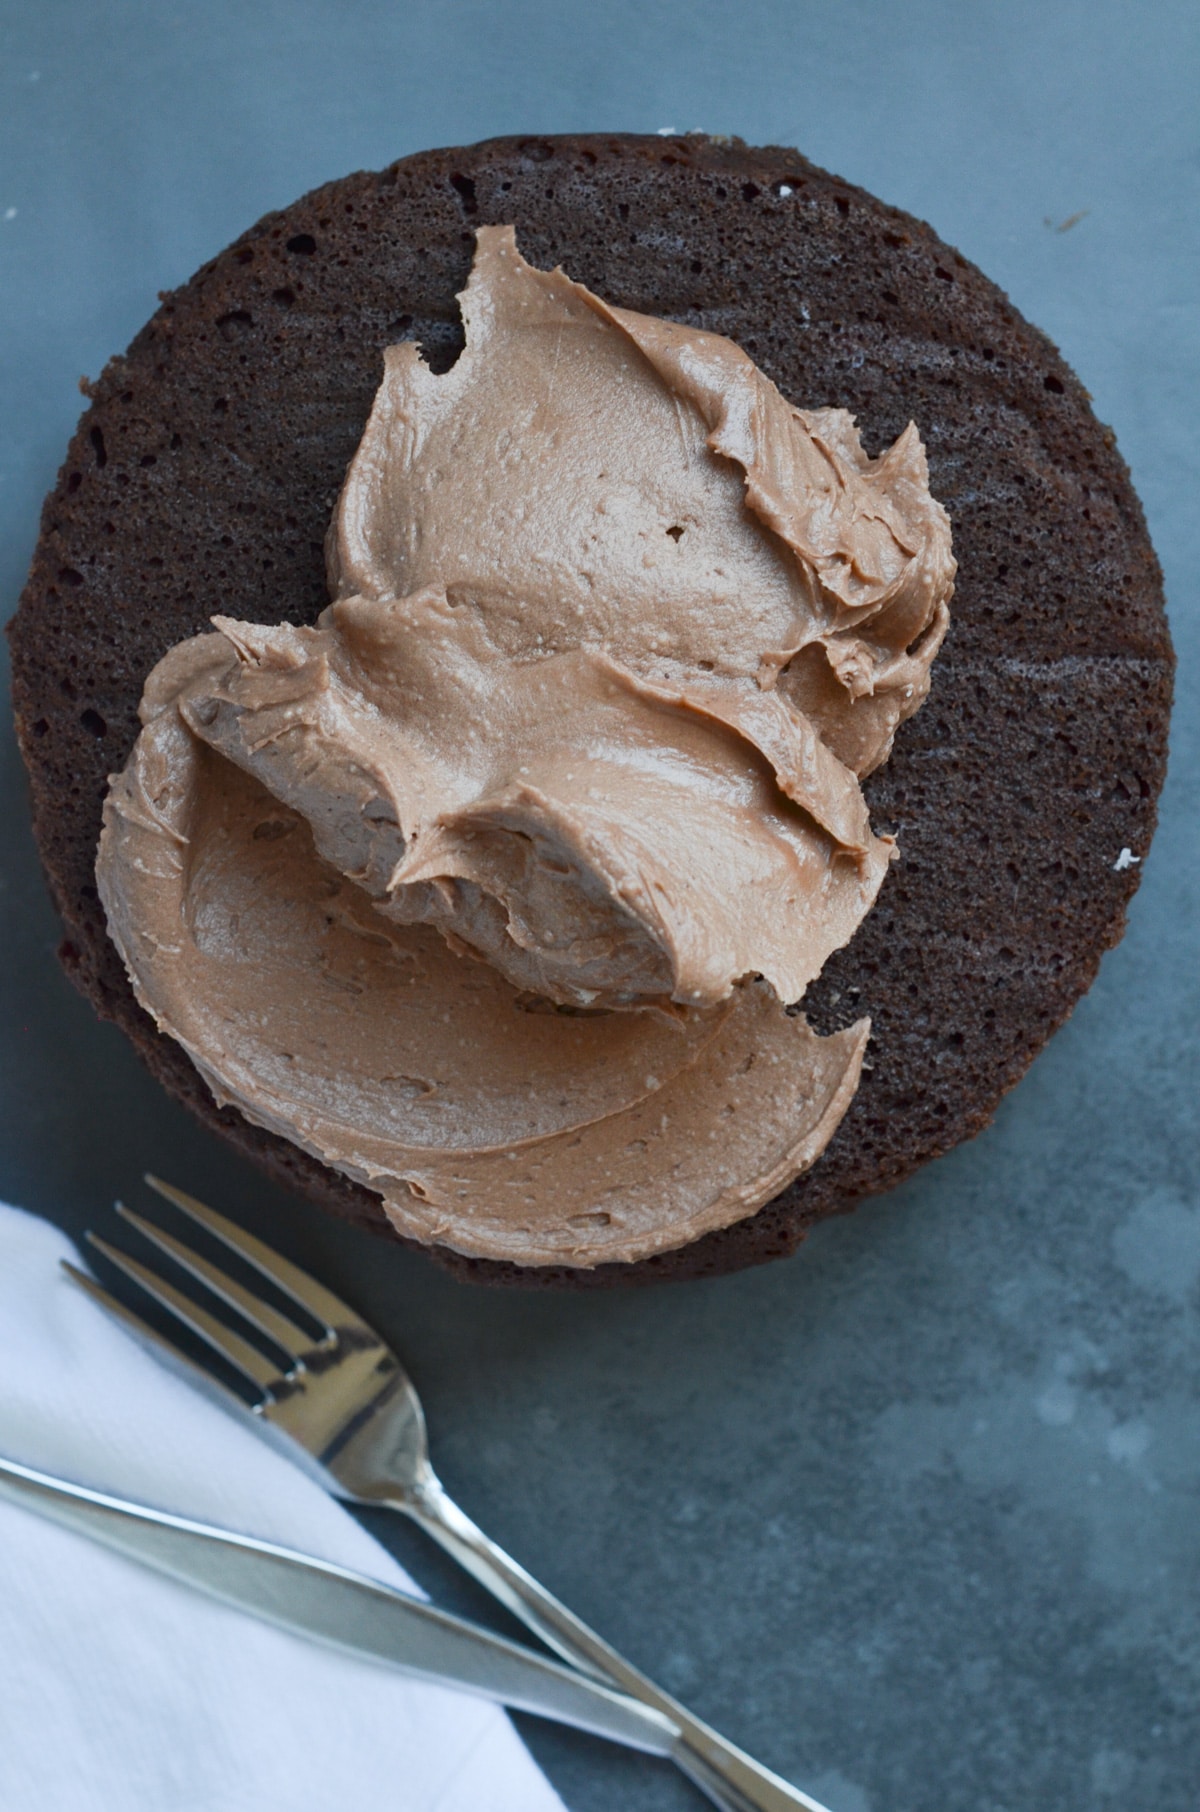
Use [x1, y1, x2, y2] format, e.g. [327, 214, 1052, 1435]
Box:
[96, 226, 954, 1266]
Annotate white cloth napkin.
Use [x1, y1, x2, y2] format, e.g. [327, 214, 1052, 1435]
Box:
[0, 1201, 566, 1812]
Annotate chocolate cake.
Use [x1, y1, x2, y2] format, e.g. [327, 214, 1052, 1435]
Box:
[7, 133, 1173, 1286]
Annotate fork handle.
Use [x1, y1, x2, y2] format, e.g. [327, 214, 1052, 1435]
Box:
[397, 1477, 830, 1812]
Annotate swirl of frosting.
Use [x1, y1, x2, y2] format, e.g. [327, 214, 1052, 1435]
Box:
[96, 227, 954, 1266]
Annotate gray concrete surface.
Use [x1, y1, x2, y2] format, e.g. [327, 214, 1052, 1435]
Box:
[1, 3, 1197, 1807]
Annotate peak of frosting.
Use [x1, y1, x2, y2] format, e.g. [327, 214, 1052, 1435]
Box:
[179, 590, 893, 1011]
[95, 226, 954, 1266]
[331, 226, 953, 773]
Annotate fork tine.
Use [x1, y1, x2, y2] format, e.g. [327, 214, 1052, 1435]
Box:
[85, 1233, 283, 1396]
[144, 1176, 358, 1338]
[61, 1260, 261, 1412]
[116, 1204, 312, 1365]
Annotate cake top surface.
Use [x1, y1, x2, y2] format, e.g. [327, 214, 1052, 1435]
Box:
[8, 133, 1171, 1284]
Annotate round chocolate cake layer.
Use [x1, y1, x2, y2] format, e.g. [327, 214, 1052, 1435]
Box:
[9, 133, 1172, 1286]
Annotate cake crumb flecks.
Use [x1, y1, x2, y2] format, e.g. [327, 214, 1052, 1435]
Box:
[1114, 847, 1141, 871]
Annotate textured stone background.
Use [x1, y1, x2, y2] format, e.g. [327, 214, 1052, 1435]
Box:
[1, 3, 1196, 1808]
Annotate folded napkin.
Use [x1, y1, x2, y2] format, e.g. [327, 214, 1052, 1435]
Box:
[0, 1201, 566, 1812]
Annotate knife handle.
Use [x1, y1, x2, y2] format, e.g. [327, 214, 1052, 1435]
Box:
[400, 1477, 831, 1812]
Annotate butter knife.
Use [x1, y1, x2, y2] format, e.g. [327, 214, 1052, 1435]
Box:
[0, 1453, 676, 1755]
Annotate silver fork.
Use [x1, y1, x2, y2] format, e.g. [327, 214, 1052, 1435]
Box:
[65, 1176, 832, 1812]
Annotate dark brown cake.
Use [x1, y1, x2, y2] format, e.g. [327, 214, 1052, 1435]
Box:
[8, 133, 1173, 1286]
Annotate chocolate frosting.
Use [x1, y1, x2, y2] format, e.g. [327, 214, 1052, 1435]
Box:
[96, 227, 953, 1266]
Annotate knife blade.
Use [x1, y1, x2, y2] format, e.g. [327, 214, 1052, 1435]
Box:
[0, 1453, 675, 1756]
